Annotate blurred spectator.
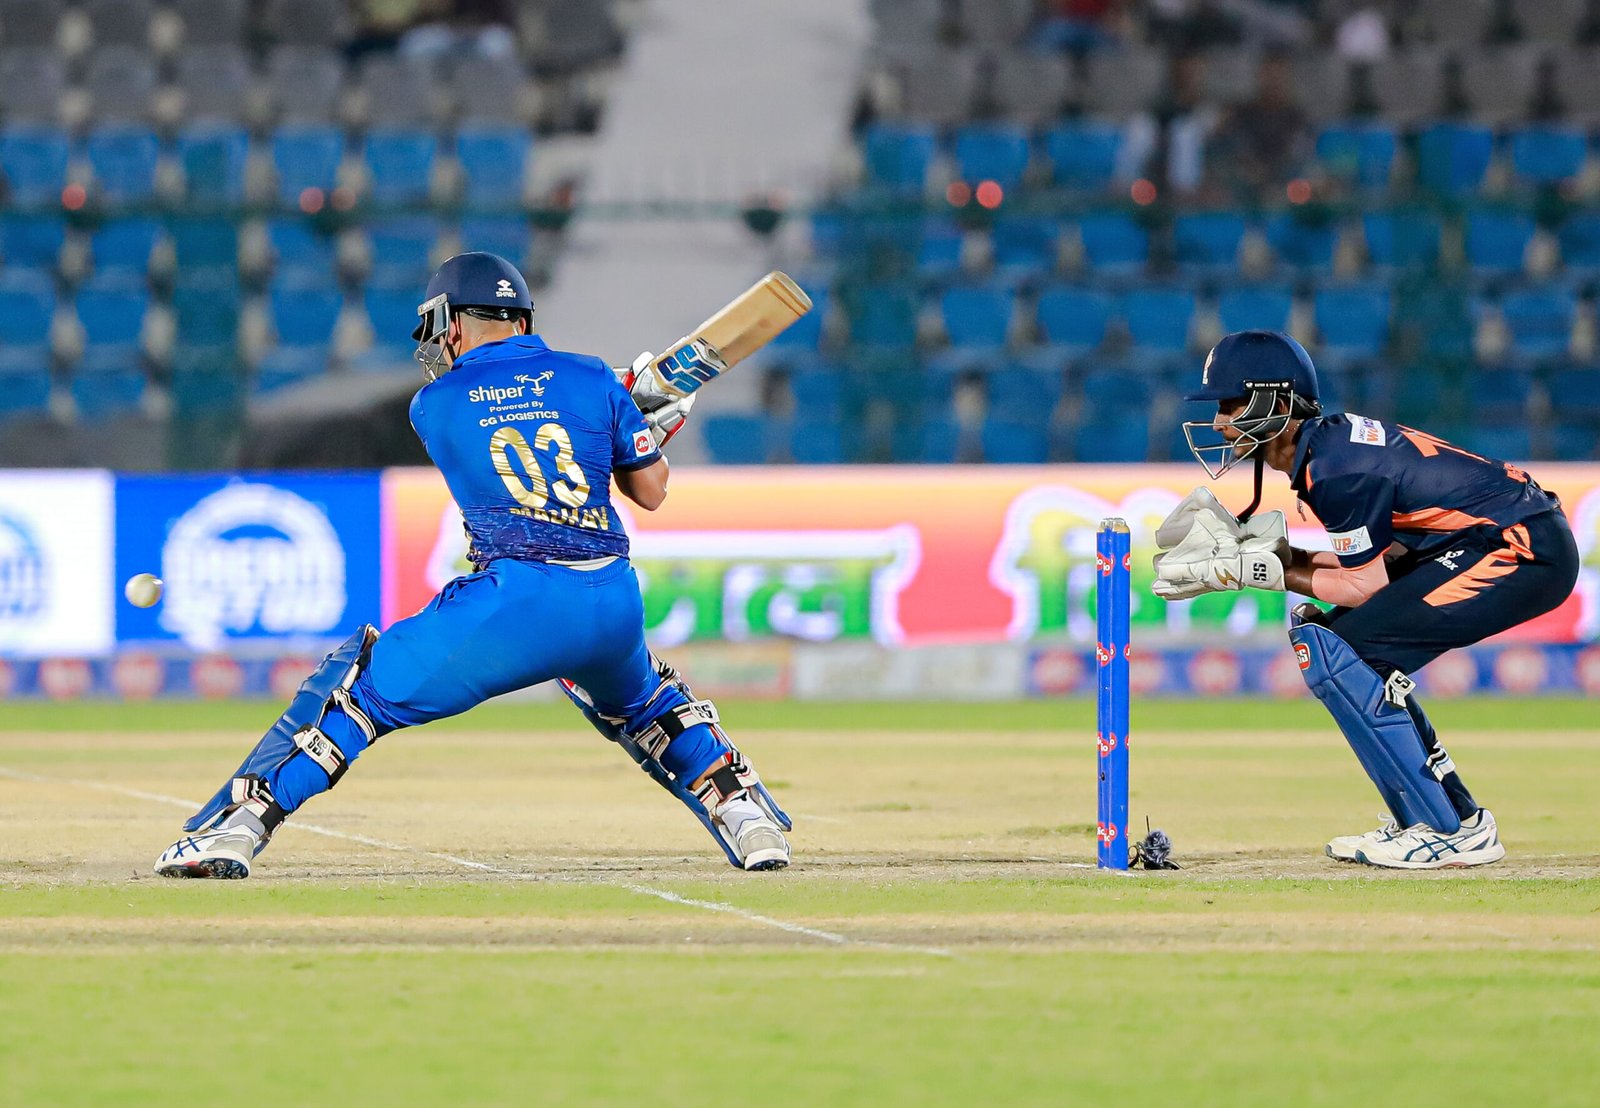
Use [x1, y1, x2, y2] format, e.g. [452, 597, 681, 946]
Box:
[1117, 51, 1220, 197]
[1028, 0, 1129, 54]
[1146, 0, 1242, 51]
[347, 0, 431, 60]
[1528, 55, 1565, 122]
[1334, 5, 1389, 63]
[1211, 52, 1310, 201]
[401, 0, 517, 62]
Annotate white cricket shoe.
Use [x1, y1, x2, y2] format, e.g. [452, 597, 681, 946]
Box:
[1354, 809, 1505, 870]
[719, 798, 790, 871]
[1325, 815, 1401, 862]
[153, 826, 260, 879]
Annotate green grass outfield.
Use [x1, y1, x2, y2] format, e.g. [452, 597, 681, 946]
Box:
[2, 698, 1597, 1105]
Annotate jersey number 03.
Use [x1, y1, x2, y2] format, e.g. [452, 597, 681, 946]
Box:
[489, 424, 592, 510]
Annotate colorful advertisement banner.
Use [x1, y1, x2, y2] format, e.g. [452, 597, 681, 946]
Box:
[0, 471, 115, 657]
[380, 464, 1600, 647]
[117, 475, 382, 651]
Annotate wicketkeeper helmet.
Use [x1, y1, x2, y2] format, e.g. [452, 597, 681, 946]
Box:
[1183, 330, 1321, 478]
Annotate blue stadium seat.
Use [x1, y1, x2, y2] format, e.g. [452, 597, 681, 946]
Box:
[981, 419, 1049, 463]
[459, 215, 529, 267]
[987, 365, 1061, 429]
[1499, 287, 1576, 359]
[1416, 123, 1494, 197]
[1547, 366, 1600, 417]
[1314, 283, 1389, 359]
[1465, 209, 1535, 279]
[1557, 211, 1600, 277]
[1122, 287, 1194, 354]
[169, 217, 238, 280]
[72, 366, 146, 421]
[0, 270, 56, 363]
[1550, 422, 1600, 460]
[170, 346, 243, 414]
[1173, 212, 1247, 276]
[272, 125, 344, 207]
[788, 420, 844, 464]
[1217, 286, 1292, 333]
[702, 413, 769, 464]
[0, 365, 51, 420]
[941, 284, 1013, 347]
[1363, 210, 1441, 272]
[177, 124, 249, 208]
[1509, 125, 1587, 186]
[862, 123, 936, 194]
[366, 215, 440, 287]
[1043, 121, 1120, 192]
[786, 360, 844, 421]
[266, 217, 337, 285]
[363, 128, 437, 208]
[1035, 285, 1112, 353]
[1470, 426, 1531, 462]
[455, 126, 530, 209]
[1078, 213, 1147, 277]
[1315, 125, 1388, 192]
[84, 125, 160, 207]
[990, 214, 1061, 280]
[253, 345, 329, 395]
[1315, 123, 1397, 190]
[0, 125, 70, 207]
[918, 218, 964, 280]
[846, 282, 919, 349]
[1466, 366, 1533, 424]
[89, 219, 161, 279]
[0, 213, 65, 270]
[1076, 371, 1151, 461]
[171, 282, 241, 348]
[268, 281, 343, 348]
[917, 418, 962, 464]
[1265, 212, 1337, 274]
[76, 277, 148, 358]
[364, 285, 422, 353]
[952, 123, 1031, 189]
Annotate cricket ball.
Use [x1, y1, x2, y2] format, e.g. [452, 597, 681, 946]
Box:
[124, 572, 164, 608]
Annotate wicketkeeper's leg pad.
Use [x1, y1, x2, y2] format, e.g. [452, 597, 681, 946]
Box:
[184, 626, 382, 843]
[1289, 619, 1462, 834]
[560, 656, 790, 868]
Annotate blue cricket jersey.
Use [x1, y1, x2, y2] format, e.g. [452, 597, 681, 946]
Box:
[1289, 413, 1560, 568]
[409, 334, 662, 565]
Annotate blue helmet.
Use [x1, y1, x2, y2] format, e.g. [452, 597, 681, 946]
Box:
[413, 252, 535, 379]
[1183, 330, 1322, 478]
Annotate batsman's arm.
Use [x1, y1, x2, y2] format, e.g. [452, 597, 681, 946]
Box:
[615, 456, 669, 511]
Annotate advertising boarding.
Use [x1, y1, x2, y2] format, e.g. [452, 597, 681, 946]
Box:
[0, 471, 115, 657]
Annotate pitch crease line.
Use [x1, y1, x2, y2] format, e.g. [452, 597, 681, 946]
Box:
[0, 766, 950, 956]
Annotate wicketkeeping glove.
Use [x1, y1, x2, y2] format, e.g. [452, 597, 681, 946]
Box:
[1152, 511, 1288, 599]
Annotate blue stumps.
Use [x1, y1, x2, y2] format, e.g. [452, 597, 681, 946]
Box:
[1096, 518, 1131, 870]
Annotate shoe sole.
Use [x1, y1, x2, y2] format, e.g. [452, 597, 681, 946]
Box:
[1354, 843, 1505, 870]
[155, 856, 250, 879]
[742, 849, 790, 872]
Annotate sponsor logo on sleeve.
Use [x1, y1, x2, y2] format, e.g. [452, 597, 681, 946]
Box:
[1328, 525, 1373, 556]
[1348, 416, 1387, 446]
[633, 430, 655, 457]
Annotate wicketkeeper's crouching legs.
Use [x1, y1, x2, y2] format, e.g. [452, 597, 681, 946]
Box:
[155, 625, 391, 878]
[559, 654, 791, 871]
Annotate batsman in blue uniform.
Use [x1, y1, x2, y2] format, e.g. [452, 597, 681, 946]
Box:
[156, 253, 792, 877]
[1154, 331, 1577, 868]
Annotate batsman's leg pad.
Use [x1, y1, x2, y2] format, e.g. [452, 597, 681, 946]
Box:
[1290, 622, 1462, 834]
[184, 626, 381, 837]
[561, 656, 791, 867]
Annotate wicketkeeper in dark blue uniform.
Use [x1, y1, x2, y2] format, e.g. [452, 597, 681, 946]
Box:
[1154, 330, 1578, 868]
[155, 253, 791, 877]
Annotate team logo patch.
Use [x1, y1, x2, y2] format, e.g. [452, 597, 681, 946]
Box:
[633, 430, 654, 457]
[495, 279, 517, 299]
[1348, 416, 1386, 446]
[1328, 525, 1373, 556]
[1294, 642, 1311, 671]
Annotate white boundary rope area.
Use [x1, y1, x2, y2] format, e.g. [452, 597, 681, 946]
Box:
[0, 766, 951, 957]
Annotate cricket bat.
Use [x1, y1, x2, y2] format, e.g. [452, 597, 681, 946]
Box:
[629, 272, 813, 413]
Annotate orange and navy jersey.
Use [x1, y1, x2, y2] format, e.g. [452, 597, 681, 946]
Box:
[1288, 413, 1560, 568]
